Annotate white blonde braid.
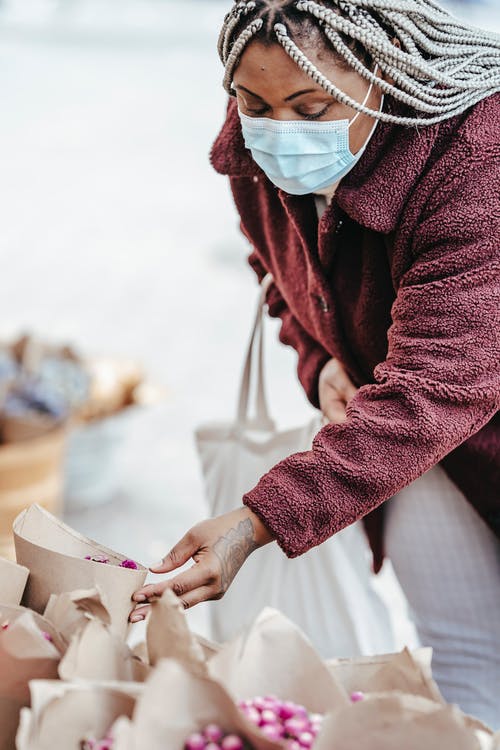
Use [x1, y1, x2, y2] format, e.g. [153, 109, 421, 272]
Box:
[218, 0, 500, 126]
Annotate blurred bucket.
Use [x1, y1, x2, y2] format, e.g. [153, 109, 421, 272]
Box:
[0, 429, 66, 559]
[64, 413, 128, 510]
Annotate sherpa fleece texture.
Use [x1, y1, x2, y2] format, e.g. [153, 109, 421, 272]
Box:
[210, 94, 500, 571]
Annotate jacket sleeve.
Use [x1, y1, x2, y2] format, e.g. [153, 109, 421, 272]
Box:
[243, 156, 500, 557]
[246, 245, 331, 409]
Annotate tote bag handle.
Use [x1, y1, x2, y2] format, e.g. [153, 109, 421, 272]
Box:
[235, 273, 276, 432]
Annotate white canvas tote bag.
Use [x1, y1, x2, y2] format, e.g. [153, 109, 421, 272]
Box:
[195, 275, 395, 658]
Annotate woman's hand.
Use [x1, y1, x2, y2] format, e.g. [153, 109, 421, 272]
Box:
[319, 357, 358, 424]
[129, 507, 274, 621]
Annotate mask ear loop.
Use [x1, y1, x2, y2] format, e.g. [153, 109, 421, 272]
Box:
[349, 64, 381, 127]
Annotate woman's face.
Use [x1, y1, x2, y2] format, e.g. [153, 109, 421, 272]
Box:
[233, 40, 383, 156]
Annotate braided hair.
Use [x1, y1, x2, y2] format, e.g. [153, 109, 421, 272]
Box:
[218, 0, 500, 126]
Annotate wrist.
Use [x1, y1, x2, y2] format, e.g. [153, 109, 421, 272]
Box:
[241, 506, 275, 547]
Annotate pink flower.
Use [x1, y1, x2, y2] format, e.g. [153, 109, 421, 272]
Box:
[42, 631, 53, 642]
[350, 691, 365, 703]
[119, 559, 138, 570]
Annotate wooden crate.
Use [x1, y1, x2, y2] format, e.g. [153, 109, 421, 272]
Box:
[0, 430, 66, 560]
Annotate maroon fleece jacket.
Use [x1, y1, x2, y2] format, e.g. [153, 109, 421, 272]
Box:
[210, 94, 500, 571]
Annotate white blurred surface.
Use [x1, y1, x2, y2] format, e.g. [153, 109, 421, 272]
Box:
[1, 0, 496, 645]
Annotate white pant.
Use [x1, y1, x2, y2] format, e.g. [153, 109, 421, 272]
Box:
[385, 464, 500, 730]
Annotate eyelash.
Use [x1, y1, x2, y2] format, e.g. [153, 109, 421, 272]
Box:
[247, 104, 331, 120]
[302, 105, 331, 120]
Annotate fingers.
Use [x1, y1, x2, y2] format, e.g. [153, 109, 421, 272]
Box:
[130, 603, 151, 622]
[179, 585, 222, 610]
[130, 560, 221, 621]
[133, 561, 215, 604]
[149, 528, 199, 574]
[320, 358, 358, 402]
[335, 367, 358, 402]
[323, 397, 348, 425]
[130, 584, 221, 622]
[132, 578, 171, 605]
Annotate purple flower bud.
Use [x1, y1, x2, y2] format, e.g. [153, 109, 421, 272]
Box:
[278, 701, 297, 720]
[350, 691, 365, 703]
[251, 696, 267, 711]
[298, 731, 315, 748]
[241, 706, 260, 725]
[184, 733, 206, 750]
[261, 724, 284, 741]
[260, 709, 278, 726]
[262, 696, 279, 711]
[204, 724, 224, 743]
[284, 717, 309, 738]
[221, 735, 244, 750]
[42, 631, 53, 642]
[119, 559, 138, 570]
[291, 704, 308, 719]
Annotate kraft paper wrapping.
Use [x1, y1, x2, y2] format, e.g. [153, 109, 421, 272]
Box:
[0, 608, 62, 750]
[13, 505, 146, 638]
[114, 658, 284, 750]
[195, 632, 221, 661]
[16, 680, 142, 750]
[43, 586, 149, 682]
[59, 617, 149, 683]
[132, 589, 219, 670]
[208, 607, 348, 712]
[314, 692, 494, 750]
[146, 589, 206, 671]
[327, 647, 444, 703]
[0, 556, 29, 605]
[43, 587, 112, 646]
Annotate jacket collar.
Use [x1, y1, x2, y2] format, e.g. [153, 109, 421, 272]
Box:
[210, 97, 445, 234]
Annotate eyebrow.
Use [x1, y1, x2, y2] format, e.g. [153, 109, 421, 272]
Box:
[235, 84, 320, 102]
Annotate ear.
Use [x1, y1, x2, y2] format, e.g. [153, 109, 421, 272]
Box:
[380, 36, 401, 84]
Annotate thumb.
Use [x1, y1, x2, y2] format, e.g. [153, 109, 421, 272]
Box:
[150, 530, 198, 574]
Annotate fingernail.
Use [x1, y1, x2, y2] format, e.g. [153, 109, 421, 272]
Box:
[133, 594, 146, 602]
[150, 561, 164, 570]
[130, 614, 144, 623]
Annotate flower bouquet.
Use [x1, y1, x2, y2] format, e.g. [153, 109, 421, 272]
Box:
[0, 605, 63, 750]
[13, 505, 147, 638]
[326, 647, 443, 703]
[40, 585, 148, 682]
[16, 680, 142, 750]
[314, 692, 492, 750]
[207, 608, 347, 712]
[110, 658, 284, 750]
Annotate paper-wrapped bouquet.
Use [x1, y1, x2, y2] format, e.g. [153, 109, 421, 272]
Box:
[0, 505, 497, 750]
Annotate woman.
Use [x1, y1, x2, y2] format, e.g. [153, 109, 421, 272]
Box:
[131, 0, 500, 727]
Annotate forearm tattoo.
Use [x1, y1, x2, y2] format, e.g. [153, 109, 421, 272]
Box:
[213, 518, 259, 592]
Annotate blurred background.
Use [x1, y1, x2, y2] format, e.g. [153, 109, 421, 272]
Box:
[0, 0, 498, 641]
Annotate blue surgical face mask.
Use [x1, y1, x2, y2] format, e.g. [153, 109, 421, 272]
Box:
[238, 71, 383, 196]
